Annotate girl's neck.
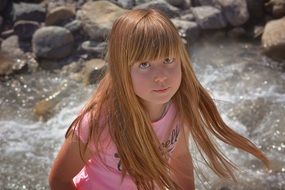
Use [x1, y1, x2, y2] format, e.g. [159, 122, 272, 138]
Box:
[144, 101, 171, 122]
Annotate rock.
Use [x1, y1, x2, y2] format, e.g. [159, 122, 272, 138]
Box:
[192, 0, 220, 7]
[45, 6, 75, 26]
[76, 0, 87, 7]
[13, 2, 46, 23]
[165, 0, 188, 8]
[117, 0, 135, 9]
[171, 19, 200, 43]
[1, 35, 24, 58]
[61, 60, 82, 76]
[134, 0, 152, 6]
[180, 13, 195, 21]
[0, 52, 14, 75]
[20, 0, 45, 3]
[33, 82, 71, 120]
[246, 0, 265, 24]
[265, 0, 285, 18]
[24, 52, 39, 72]
[32, 26, 74, 60]
[192, 6, 227, 29]
[80, 41, 107, 58]
[80, 59, 107, 85]
[34, 100, 53, 121]
[262, 17, 285, 61]
[134, 0, 180, 18]
[266, 0, 285, 18]
[64, 20, 82, 34]
[253, 25, 264, 38]
[77, 1, 126, 41]
[273, 5, 285, 18]
[47, 1, 72, 11]
[0, 45, 28, 76]
[1, 29, 15, 39]
[194, 0, 249, 26]
[14, 20, 40, 40]
[218, 0, 249, 26]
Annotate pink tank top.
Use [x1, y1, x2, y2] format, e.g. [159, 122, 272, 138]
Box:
[73, 103, 181, 190]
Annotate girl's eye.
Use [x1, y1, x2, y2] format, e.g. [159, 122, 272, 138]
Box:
[163, 58, 175, 64]
[139, 62, 151, 69]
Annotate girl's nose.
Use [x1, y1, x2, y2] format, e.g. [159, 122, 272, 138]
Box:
[154, 71, 167, 83]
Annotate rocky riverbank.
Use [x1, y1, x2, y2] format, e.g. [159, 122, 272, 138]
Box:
[0, 0, 285, 120]
[1, 0, 285, 74]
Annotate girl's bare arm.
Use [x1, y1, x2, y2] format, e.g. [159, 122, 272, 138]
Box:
[49, 135, 92, 190]
[170, 125, 195, 190]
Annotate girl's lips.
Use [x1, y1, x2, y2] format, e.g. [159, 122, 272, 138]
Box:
[153, 87, 170, 93]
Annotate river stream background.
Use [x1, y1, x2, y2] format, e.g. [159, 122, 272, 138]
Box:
[1, 33, 285, 189]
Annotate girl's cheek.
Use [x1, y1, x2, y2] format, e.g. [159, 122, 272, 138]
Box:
[167, 64, 181, 75]
[135, 71, 153, 82]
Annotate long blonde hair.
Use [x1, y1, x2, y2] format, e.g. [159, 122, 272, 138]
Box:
[67, 9, 269, 190]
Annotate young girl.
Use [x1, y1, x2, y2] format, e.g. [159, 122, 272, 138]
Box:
[49, 9, 269, 190]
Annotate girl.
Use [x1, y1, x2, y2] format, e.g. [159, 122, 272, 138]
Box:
[49, 9, 269, 190]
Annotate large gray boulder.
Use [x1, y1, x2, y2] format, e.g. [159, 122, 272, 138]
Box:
[117, 0, 135, 9]
[80, 41, 107, 58]
[13, 2, 46, 22]
[32, 26, 74, 60]
[262, 17, 285, 61]
[77, 1, 126, 41]
[64, 20, 82, 34]
[265, 0, 285, 18]
[134, 0, 180, 18]
[218, 0, 249, 26]
[135, 0, 152, 5]
[171, 19, 200, 43]
[80, 59, 107, 85]
[165, 0, 189, 8]
[194, 0, 249, 26]
[192, 6, 227, 29]
[192, 0, 220, 7]
[45, 6, 75, 26]
[1, 35, 24, 58]
[0, 36, 27, 75]
[180, 12, 195, 21]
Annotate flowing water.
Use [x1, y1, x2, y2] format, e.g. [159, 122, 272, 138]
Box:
[1, 33, 285, 189]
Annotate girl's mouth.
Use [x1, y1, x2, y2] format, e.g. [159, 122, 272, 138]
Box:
[153, 87, 170, 93]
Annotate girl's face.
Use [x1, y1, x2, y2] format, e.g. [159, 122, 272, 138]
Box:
[131, 57, 181, 107]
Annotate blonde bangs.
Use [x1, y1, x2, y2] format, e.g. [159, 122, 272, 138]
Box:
[126, 12, 182, 65]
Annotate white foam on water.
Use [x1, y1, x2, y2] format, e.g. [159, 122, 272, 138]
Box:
[1, 35, 285, 189]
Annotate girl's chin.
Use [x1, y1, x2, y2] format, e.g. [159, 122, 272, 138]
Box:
[146, 97, 172, 106]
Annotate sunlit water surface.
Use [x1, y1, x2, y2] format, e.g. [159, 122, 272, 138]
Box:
[1, 34, 285, 189]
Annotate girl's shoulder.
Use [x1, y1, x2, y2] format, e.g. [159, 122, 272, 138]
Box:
[72, 108, 108, 144]
[71, 111, 93, 144]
